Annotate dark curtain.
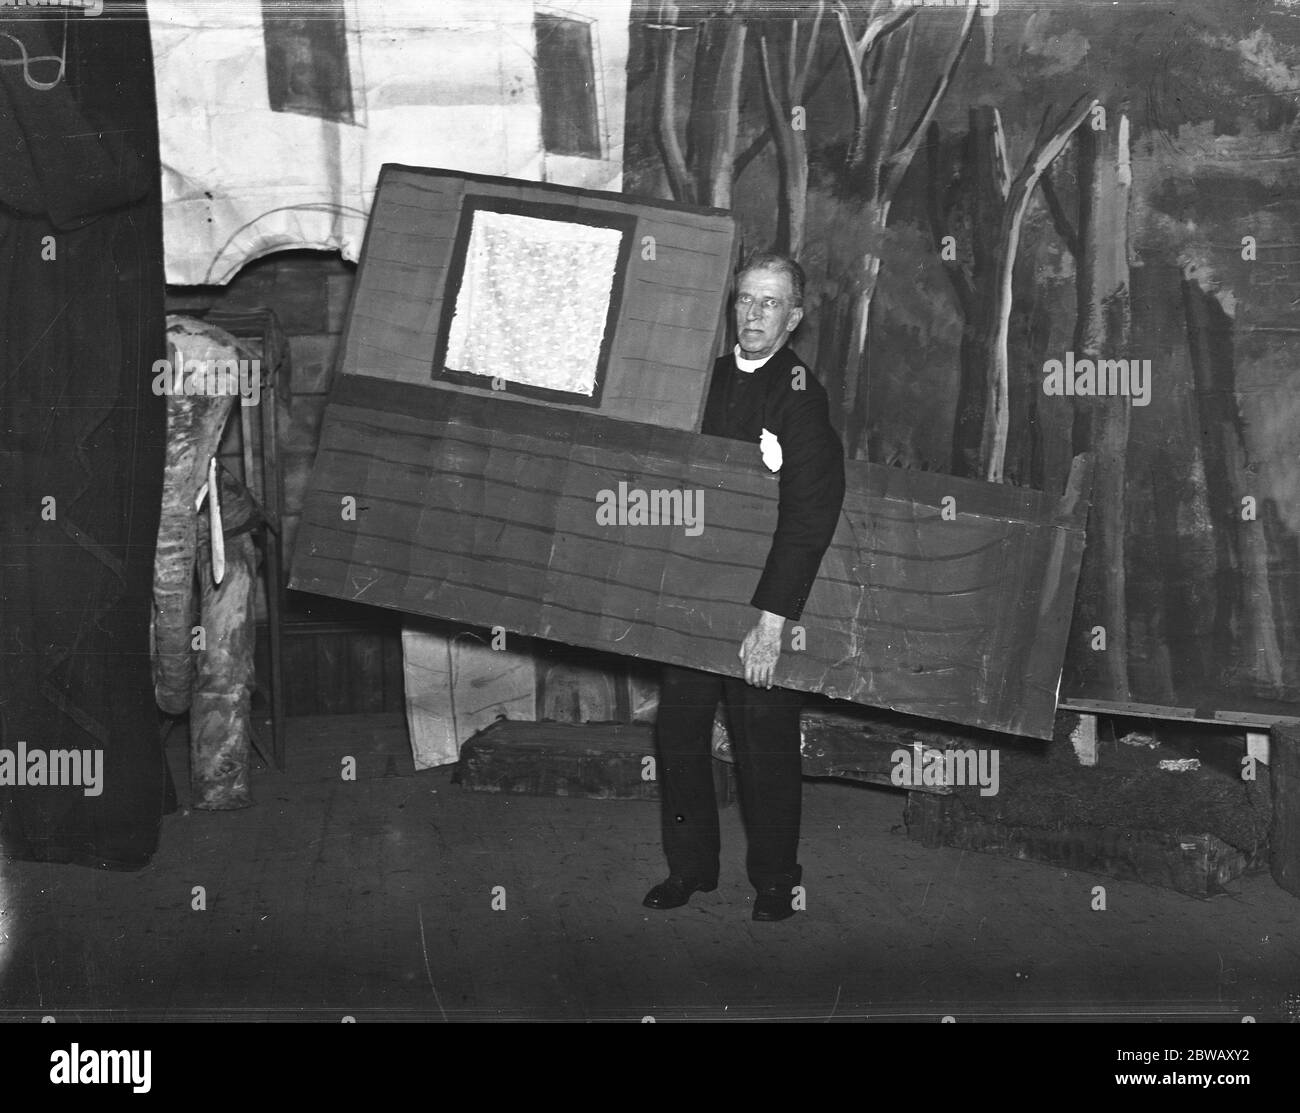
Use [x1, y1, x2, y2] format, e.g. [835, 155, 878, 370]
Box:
[0, 2, 174, 869]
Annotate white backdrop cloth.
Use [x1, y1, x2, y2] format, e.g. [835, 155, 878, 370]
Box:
[151, 0, 627, 286]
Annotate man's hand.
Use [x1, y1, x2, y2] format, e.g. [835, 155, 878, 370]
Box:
[739, 610, 786, 689]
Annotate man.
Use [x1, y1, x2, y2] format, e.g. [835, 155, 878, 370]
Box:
[643, 252, 846, 922]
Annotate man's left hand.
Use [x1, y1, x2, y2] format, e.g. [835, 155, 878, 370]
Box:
[740, 610, 786, 689]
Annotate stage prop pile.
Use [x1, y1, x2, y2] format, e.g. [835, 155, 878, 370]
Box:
[152, 316, 263, 810]
[290, 166, 1091, 741]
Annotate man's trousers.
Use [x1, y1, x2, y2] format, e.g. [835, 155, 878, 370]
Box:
[654, 663, 805, 894]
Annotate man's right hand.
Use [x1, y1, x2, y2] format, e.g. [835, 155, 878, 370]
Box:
[739, 610, 786, 689]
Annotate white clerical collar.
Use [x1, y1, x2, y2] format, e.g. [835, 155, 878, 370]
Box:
[733, 344, 780, 374]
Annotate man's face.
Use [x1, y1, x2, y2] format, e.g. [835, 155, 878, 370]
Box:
[734, 267, 803, 361]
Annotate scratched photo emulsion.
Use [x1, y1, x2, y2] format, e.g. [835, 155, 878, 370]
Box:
[0, 0, 1296, 1072]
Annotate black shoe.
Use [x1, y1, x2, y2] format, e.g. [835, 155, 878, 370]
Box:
[642, 875, 718, 910]
[752, 889, 797, 922]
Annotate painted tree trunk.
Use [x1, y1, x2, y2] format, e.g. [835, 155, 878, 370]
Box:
[838, 11, 974, 460]
[759, 29, 809, 259]
[687, 4, 747, 210]
[845, 17, 911, 181]
[653, 2, 692, 203]
[1182, 274, 1284, 692]
[812, 287, 853, 440]
[1265, 507, 1300, 695]
[981, 98, 1095, 482]
[979, 185, 1036, 483]
[836, 20, 912, 457]
[772, 119, 808, 257]
[1069, 117, 1131, 699]
[758, 5, 826, 260]
[949, 105, 1006, 478]
[1003, 250, 1051, 488]
[842, 239, 885, 458]
[1136, 263, 1220, 701]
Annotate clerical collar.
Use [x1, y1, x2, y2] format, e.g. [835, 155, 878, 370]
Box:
[733, 344, 780, 374]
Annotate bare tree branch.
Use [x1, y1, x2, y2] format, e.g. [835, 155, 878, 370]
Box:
[652, 1, 693, 203]
[795, 0, 827, 100]
[788, 12, 800, 101]
[758, 29, 781, 126]
[883, 3, 978, 199]
[694, 4, 749, 209]
[832, 0, 914, 162]
[833, 0, 913, 68]
[734, 1, 833, 181]
[833, 1, 868, 146]
[759, 12, 815, 256]
[988, 104, 1011, 202]
[982, 94, 1098, 482]
[1010, 96, 1096, 212]
[733, 55, 835, 180]
[852, 11, 913, 177]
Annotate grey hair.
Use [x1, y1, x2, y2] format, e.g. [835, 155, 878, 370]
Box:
[736, 251, 805, 308]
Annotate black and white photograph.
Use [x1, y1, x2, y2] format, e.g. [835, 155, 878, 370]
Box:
[1, 0, 1298, 1070]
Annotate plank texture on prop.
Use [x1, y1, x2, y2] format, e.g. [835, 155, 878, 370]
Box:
[337, 165, 735, 432]
[289, 376, 1090, 739]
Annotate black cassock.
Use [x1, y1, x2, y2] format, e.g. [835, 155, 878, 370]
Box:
[0, 4, 174, 869]
[654, 345, 845, 894]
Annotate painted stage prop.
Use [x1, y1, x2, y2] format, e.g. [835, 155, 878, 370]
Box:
[152, 316, 262, 809]
[290, 167, 1091, 741]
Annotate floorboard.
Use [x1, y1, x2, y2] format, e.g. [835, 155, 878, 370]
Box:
[1, 714, 1297, 1021]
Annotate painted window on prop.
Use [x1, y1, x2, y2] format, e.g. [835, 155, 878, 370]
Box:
[261, 0, 355, 124]
[534, 14, 601, 158]
[444, 210, 622, 396]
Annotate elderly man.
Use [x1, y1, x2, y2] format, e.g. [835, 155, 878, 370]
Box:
[643, 252, 846, 922]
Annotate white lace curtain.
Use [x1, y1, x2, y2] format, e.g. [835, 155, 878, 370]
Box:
[445, 209, 622, 395]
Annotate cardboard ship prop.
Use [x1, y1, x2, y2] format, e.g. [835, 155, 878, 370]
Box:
[289, 166, 1091, 740]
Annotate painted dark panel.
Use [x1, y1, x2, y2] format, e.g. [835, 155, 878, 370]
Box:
[288, 374, 1090, 739]
[535, 14, 601, 157]
[261, 0, 354, 125]
[337, 165, 734, 431]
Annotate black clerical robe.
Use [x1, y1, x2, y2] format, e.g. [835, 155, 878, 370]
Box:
[700, 345, 845, 621]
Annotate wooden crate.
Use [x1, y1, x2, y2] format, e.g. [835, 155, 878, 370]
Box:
[458, 720, 735, 805]
[795, 705, 1002, 792]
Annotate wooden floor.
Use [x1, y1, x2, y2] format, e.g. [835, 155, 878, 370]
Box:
[1, 713, 1298, 1022]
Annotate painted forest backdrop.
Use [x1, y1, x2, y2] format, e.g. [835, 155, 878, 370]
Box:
[621, 0, 1300, 722]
